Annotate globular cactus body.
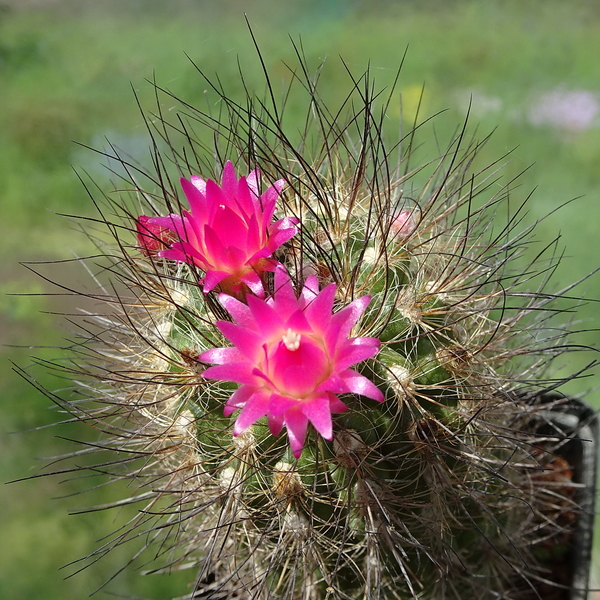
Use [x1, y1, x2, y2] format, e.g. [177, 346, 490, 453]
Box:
[33, 51, 593, 600]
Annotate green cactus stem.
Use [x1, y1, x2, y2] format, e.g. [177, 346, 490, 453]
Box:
[26, 48, 595, 600]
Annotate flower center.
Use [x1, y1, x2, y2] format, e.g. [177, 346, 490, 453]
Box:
[261, 329, 330, 399]
[282, 328, 301, 351]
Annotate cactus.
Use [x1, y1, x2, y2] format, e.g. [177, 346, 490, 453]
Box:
[31, 50, 595, 600]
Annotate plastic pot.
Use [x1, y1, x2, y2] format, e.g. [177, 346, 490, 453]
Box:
[534, 394, 598, 600]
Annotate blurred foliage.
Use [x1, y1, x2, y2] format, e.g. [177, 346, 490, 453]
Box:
[2, 0, 599, 598]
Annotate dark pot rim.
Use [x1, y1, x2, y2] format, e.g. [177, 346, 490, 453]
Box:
[534, 393, 598, 600]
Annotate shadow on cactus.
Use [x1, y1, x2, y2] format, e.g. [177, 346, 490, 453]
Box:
[21, 41, 598, 600]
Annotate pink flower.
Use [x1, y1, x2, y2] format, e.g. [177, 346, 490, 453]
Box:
[149, 161, 298, 298]
[391, 209, 418, 240]
[199, 266, 384, 457]
[136, 215, 177, 256]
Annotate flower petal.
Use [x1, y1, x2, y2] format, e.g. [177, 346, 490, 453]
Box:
[272, 266, 299, 316]
[219, 293, 254, 328]
[267, 217, 299, 250]
[300, 275, 320, 305]
[239, 269, 266, 298]
[283, 408, 309, 458]
[325, 295, 371, 351]
[340, 368, 384, 402]
[260, 179, 286, 223]
[181, 177, 207, 216]
[301, 394, 334, 440]
[233, 389, 271, 433]
[246, 294, 285, 337]
[202, 362, 256, 386]
[158, 246, 189, 263]
[328, 393, 349, 414]
[235, 176, 258, 219]
[199, 346, 245, 365]
[224, 385, 255, 416]
[286, 308, 311, 333]
[246, 169, 260, 197]
[190, 174, 207, 195]
[268, 392, 298, 417]
[334, 337, 381, 371]
[304, 282, 336, 333]
[220, 160, 238, 200]
[217, 320, 263, 360]
[150, 214, 186, 239]
[202, 270, 230, 293]
[211, 205, 251, 247]
[268, 413, 284, 436]
[331, 295, 371, 341]
[315, 372, 348, 394]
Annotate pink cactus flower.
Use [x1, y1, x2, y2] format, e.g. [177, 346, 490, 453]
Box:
[150, 161, 298, 298]
[136, 215, 177, 256]
[199, 266, 384, 458]
[391, 209, 418, 240]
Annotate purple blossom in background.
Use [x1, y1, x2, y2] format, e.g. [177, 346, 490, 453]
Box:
[527, 88, 599, 132]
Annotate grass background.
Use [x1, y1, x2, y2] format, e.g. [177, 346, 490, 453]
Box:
[1, 0, 599, 598]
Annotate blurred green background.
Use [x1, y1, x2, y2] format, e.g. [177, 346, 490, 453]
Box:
[2, 0, 599, 598]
